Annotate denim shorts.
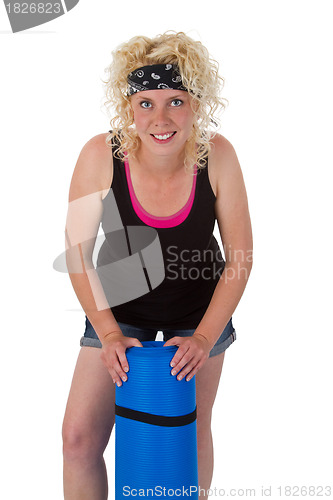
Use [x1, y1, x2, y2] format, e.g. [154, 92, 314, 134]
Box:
[80, 316, 236, 358]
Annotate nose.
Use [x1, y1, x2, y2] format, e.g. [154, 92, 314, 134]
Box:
[153, 106, 170, 127]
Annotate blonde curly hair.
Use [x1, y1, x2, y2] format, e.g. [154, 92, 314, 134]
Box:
[101, 31, 228, 170]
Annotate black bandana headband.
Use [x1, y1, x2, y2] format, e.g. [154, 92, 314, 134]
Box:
[127, 64, 187, 96]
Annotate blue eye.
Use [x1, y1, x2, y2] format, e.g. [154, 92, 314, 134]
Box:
[140, 101, 152, 109]
[171, 99, 183, 107]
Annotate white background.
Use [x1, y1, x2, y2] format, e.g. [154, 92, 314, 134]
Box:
[1, 0, 332, 498]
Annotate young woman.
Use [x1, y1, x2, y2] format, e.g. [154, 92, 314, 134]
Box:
[62, 32, 253, 500]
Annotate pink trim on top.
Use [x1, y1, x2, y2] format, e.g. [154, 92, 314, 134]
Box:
[124, 158, 197, 228]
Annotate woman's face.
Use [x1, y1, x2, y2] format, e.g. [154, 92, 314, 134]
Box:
[130, 89, 196, 158]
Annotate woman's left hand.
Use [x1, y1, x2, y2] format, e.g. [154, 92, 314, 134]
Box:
[163, 334, 212, 382]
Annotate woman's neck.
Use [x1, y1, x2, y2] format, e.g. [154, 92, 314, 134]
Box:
[133, 144, 187, 181]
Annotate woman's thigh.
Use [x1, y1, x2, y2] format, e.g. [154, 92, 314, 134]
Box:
[195, 351, 225, 425]
[62, 346, 115, 456]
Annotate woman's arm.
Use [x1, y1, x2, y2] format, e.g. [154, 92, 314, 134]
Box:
[193, 134, 253, 346]
[65, 133, 143, 387]
[65, 133, 122, 340]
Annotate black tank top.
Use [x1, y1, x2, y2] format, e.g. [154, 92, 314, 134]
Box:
[97, 138, 225, 329]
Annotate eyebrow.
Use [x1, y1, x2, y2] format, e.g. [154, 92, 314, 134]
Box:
[136, 94, 185, 102]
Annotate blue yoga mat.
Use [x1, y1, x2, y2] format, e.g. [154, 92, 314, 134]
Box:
[115, 341, 198, 499]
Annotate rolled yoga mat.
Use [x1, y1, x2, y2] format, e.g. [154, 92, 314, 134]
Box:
[115, 341, 198, 499]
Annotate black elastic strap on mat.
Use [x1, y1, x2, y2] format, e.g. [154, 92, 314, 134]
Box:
[115, 404, 197, 427]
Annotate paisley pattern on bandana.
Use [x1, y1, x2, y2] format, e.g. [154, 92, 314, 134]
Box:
[127, 64, 187, 95]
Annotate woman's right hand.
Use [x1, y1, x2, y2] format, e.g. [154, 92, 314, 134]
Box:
[100, 332, 143, 387]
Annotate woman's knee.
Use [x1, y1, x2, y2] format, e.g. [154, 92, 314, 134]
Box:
[61, 347, 116, 464]
[62, 417, 114, 463]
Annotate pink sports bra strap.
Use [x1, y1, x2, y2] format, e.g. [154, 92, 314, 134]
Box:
[124, 158, 197, 228]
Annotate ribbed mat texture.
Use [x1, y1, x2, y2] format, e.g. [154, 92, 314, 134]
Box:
[115, 341, 198, 499]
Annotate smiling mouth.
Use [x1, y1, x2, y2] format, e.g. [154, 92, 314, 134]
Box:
[151, 132, 177, 141]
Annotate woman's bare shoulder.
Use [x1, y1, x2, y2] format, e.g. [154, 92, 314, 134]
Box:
[207, 133, 238, 196]
[81, 132, 112, 153]
[68, 132, 113, 203]
[210, 133, 237, 161]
